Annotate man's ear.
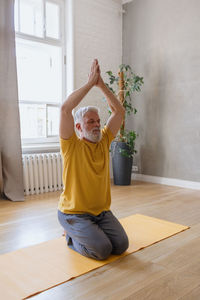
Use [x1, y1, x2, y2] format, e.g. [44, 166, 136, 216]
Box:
[76, 123, 82, 132]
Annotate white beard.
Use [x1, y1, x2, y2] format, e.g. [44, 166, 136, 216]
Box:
[82, 127, 102, 143]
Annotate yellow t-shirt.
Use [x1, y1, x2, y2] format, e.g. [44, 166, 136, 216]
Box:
[58, 126, 114, 215]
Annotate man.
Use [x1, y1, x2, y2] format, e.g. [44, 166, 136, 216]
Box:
[58, 59, 129, 260]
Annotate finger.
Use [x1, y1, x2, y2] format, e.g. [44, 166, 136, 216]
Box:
[91, 60, 96, 72]
[93, 59, 98, 69]
[91, 63, 94, 72]
[96, 64, 100, 73]
[90, 59, 98, 74]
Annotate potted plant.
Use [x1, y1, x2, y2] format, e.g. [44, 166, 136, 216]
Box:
[104, 64, 144, 185]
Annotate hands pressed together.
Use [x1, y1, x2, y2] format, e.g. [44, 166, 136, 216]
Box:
[88, 59, 104, 88]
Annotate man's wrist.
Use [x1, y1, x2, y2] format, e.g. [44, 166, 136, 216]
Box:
[86, 81, 94, 90]
[98, 81, 107, 90]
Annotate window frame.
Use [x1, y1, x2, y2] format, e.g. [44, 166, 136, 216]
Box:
[15, 0, 66, 146]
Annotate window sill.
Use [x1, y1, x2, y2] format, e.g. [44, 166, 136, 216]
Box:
[22, 143, 60, 154]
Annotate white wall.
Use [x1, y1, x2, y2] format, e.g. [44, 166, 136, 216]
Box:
[123, 0, 200, 182]
[66, 0, 123, 125]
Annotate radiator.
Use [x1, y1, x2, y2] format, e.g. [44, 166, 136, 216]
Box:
[22, 153, 63, 196]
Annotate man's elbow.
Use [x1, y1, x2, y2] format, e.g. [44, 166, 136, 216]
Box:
[61, 100, 71, 114]
[113, 106, 125, 120]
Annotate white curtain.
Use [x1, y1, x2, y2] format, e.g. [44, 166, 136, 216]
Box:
[0, 0, 24, 201]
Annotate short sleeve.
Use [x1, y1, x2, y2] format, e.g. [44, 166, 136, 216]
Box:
[60, 132, 78, 157]
[101, 126, 115, 147]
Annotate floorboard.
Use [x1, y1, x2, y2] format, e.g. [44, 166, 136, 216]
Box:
[0, 181, 199, 299]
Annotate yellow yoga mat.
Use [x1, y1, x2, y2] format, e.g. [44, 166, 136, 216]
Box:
[0, 214, 189, 300]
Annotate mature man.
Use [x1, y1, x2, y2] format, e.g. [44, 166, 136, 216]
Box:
[58, 59, 129, 260]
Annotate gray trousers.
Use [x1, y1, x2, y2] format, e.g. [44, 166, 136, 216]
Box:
[58, 210, 129, 260]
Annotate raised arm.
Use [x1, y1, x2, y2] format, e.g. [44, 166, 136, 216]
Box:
[96, 74, 125, 137]
[60, 59, 100, 139]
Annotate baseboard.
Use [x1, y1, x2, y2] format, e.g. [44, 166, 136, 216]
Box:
[131, 173, 200, 190]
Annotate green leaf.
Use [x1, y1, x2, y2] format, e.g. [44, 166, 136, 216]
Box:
[125, 91, 130, 97]
[106, 71, 113, 76]
[103, 63, 144, 152]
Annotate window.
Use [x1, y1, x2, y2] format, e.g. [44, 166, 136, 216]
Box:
[14, 0, 65, 144]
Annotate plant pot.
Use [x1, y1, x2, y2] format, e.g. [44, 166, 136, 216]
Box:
[111, 141, 133, 185]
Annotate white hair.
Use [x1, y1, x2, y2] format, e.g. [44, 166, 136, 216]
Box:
[74, 106, 100, 124]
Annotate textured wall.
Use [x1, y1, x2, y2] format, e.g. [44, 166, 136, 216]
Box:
[72, 0, 122, 126]
[123, 0, 200, 181]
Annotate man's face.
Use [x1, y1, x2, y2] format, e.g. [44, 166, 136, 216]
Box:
[79, 111, 101, 143]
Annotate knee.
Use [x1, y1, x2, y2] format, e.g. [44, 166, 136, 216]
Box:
[112, 234, 129, 255]
[93, 239, 112, 260]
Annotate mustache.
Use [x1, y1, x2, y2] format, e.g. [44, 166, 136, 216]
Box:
[91, 127, 100, 133]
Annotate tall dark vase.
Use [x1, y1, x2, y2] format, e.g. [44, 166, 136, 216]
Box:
[111, 141, 133, 185]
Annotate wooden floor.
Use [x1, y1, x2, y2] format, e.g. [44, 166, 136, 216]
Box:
[0, 181, 200, 300]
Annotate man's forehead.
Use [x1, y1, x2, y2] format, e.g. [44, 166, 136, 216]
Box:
[84, 111, 100, 119]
